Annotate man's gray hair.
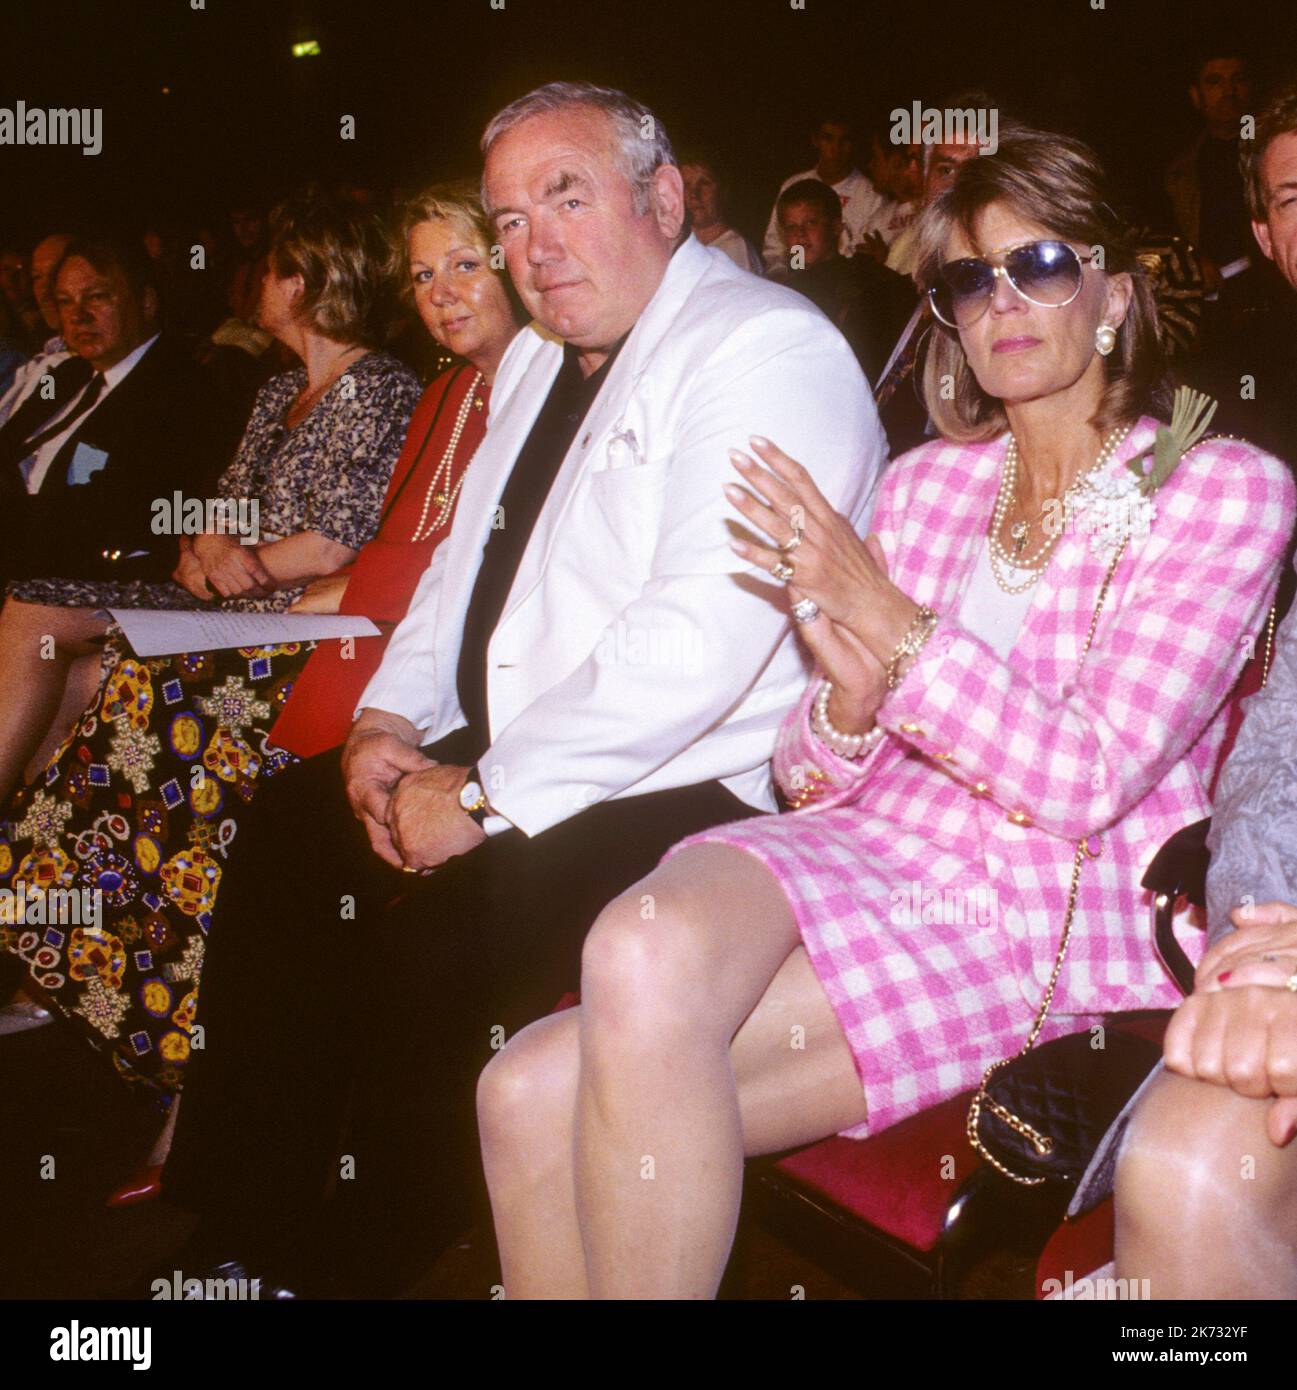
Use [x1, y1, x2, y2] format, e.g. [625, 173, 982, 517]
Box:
[481, 81, 677, 216]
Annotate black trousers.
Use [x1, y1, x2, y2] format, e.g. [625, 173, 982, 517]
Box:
[163, 729, 755, 1292]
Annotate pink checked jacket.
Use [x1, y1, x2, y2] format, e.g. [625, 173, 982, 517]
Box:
[772, 417, 1296, 1016]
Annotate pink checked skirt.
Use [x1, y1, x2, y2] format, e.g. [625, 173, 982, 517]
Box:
[663, 805, 1105, 1140]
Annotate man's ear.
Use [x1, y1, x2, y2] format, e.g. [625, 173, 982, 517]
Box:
[1252, 216, 1275, 263]
[142, 286, 159, 324]
[1188, 84, 1203, 116]
[651, 164, 687, 242]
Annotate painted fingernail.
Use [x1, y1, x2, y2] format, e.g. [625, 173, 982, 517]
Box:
[1218, 970, 1232, 983]
[729, 449, 752, 467]
[723, 483, 745, 502]
[749, 435, 771, 449]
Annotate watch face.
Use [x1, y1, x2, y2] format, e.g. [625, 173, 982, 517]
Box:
[459, 780, 483, 811]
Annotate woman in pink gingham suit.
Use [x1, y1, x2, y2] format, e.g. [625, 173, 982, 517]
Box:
[475, 129, 1296, 1298]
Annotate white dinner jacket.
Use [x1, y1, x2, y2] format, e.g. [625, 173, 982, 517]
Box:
[359, 234, 887, 837]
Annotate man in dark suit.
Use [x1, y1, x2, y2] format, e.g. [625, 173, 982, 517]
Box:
[0, 234, 241, 587]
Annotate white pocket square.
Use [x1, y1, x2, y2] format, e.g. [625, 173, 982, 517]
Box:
[67, 442, 110, 486]
[605, 426, 643, 469]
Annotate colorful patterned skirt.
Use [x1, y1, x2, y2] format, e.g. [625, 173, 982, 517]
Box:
[0, 633, 312, 1107]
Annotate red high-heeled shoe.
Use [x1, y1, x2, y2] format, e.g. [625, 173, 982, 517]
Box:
[106, 1164, 163, 1208]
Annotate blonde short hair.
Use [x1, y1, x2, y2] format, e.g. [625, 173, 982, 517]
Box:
[912, 128, 1169, 442]
[267, 186, 391, 344]
[390, 180, 524, 319]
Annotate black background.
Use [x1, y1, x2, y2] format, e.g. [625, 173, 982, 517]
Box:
[6, 0, 1297, 249]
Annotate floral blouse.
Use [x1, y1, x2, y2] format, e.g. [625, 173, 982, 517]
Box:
[212, 349, 423, 606]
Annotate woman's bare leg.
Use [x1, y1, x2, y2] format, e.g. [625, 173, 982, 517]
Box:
[147, 1097, 182, 1168]
[25, 649, 103, 781]
[1115, 1068, 1297, 1298]
[477, 842, 868, 1299]
[0, 599, 108, 799]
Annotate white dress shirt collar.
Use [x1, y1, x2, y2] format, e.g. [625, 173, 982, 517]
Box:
[101, 331, 160, 390]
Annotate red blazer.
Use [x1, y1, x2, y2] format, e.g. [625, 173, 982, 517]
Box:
[268, 364, 489, 758]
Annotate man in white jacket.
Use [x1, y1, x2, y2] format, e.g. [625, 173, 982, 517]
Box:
[161, 80, 886, 1296]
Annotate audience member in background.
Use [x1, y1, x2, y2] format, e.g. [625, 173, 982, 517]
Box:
[205, 203, 277, 367]
[1165, 47, 1255, 291]
[0, 232, 73, 426]
[679, 149, 762, 274]
[0, 190, 421, 1141]
[476, 126, 1295, 1301]
[1183, 82, 1297, 472]
[761, 112, 892, 272]
[858, 114, 924, 257]
[225, 203, 269, 322]
[0, 235, 241, 590]
[0, 245, 42, 349]
[0, 321, 26, 400]
[770, 178, 915, 383]
[141, 218, 227, 351]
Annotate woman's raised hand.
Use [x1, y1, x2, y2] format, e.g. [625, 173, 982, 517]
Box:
[723, 436, 916, 731]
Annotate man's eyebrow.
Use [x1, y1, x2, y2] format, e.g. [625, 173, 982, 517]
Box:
[540, 170, 593, 200]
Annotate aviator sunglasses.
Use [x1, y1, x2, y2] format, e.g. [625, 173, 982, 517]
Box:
[927, 239, 1098, 329]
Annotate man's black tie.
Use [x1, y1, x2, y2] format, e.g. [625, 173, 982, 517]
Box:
[12, 371, 105, 484]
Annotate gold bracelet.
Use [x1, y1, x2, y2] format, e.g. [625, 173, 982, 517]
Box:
[885, 606, 938, 690]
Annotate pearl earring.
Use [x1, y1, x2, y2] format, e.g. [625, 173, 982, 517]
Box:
[1095, 323, 1117, 356]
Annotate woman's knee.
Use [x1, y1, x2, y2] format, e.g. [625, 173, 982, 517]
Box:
[476, 1014, 577, 1154]
[579, 883, 715, 1038]
[0, 598, 106, 658]
[1116, 1069, 1289, 1234]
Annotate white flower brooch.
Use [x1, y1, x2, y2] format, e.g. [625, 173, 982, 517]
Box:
[1069, 387, 1219, 561]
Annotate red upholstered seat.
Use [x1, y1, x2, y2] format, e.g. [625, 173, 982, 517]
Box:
[1035, 1198, 1114, 1299]
[772, 1093, 978, 1252]
[766, 1012, 1172, 1290]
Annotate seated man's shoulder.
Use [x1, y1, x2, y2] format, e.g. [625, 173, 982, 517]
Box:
[683, 255, 846, 347]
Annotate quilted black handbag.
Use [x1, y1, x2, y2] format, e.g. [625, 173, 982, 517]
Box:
[971, 1028, 1162, 1188]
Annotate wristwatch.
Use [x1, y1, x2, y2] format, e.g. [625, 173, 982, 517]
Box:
[458, 766, 489, 826]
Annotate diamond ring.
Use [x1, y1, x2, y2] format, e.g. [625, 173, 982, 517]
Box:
[792, 598, 820, 624]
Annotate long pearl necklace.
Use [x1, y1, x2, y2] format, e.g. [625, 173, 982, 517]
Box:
[410, 371, 483, 542]
[988, 424, 1133, 594]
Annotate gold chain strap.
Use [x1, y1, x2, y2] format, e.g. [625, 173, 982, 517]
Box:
[966, 537, 1129, 1185]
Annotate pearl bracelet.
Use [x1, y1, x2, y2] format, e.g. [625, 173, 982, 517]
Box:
[811, 680, 885, 759]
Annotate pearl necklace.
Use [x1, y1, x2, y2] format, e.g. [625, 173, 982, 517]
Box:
[988, 424, 1133, 594]
[410, 371, 483, 542]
